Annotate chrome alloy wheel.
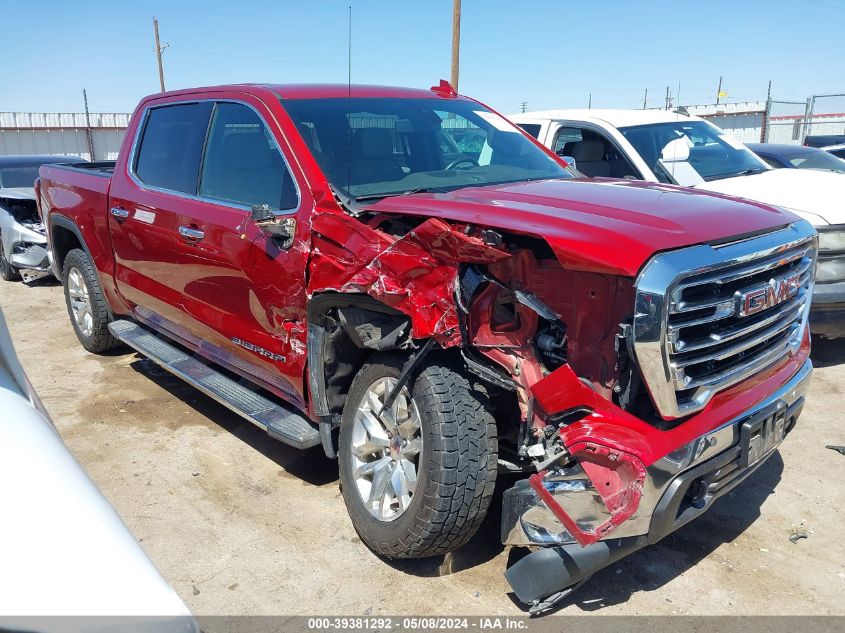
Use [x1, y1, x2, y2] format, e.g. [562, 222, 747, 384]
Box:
[351, 376, 423, 522]
[67, 267, 93, 338]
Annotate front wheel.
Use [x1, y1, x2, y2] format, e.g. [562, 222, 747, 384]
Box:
[0, 232, 20, 281]
[338, 354, 498, 559]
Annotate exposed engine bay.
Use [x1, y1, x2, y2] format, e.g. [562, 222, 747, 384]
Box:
[306, 203, 647, 496]
[1, 196, 44, 233]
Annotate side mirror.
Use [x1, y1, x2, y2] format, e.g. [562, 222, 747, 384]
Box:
[560, 156, 577, 171]
[250, 204, 296, 249]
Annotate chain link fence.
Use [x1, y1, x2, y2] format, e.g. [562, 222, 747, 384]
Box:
[763, 93, 845, 145]
[805, 93, 845, 140]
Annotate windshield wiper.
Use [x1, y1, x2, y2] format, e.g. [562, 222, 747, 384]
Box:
[705, 168, 767, 181]
[354, 187, 449, 203]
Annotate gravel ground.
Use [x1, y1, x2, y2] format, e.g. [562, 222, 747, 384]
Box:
[2, 277, 845, 616]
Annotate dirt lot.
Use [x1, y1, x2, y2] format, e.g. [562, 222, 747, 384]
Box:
[2, 277, 845, 616]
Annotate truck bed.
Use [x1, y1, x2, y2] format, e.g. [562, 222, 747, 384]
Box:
[49, 161, 116, 177]
[38, 160, 115, 283]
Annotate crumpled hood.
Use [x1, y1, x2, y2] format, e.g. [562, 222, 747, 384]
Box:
[0, 187, 36, 201]
[694, 168, 845, 226]
[366, 178, 799, 276]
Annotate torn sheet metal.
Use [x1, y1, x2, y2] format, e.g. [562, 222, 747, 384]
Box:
[307, 211, 508, 345]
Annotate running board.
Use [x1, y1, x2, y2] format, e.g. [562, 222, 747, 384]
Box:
[108, 320, 321, 450]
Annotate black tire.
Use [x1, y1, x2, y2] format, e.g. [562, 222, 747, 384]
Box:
[62, 248, 121, 353]
[338, 353, 498, 559]
[0, 232, 21, 281]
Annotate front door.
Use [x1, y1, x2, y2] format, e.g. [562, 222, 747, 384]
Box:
[174, 99, 310, 406]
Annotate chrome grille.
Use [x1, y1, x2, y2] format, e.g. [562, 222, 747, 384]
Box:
[632, 221, 817, 420]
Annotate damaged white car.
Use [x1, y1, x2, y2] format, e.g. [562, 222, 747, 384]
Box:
[0, 155, 85, 282]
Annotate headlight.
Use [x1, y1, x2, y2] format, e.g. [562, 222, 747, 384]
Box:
[816, 257, 845, 283]
[818, 227, 845, 252]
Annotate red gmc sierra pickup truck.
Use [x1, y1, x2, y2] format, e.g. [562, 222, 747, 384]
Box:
[37, 82, 815, 614]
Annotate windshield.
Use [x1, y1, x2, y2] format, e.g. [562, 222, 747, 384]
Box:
[281, 97, 570, 201]
[785, 149, 845, 173]
[619, 120, 767, 185]
[0, 166, 41, 189]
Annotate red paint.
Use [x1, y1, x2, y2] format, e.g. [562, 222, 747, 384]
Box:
[37, 83, 807, 499]
[531, 330, 811, 467]
[430, 80, 458, 98]
[365, 178, 799, 277]
[530, 442, 646, 546]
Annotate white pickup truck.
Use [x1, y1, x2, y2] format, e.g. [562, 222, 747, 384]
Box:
[510, 108, 845, 338]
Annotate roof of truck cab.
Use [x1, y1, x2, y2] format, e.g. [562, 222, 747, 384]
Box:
[268, 84, 463, 100]
[509, 108, 703, 129]
[147, 83, 465, 102]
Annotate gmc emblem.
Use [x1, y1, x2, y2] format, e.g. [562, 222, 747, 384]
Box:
[737, 272, 801, 317]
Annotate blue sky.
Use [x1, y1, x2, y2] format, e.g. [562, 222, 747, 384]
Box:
[2, 0, 843, 114]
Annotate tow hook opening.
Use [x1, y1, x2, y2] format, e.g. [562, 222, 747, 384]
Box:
[684, 478, 708, 508]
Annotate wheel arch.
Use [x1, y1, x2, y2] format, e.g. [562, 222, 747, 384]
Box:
[306, 292, 417, 419]
[50, 215, 118, 319]
[49, 215, 90, 277]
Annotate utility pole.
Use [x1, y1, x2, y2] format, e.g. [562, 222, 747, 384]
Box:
[82, 89, 95, 161]
[588, 93, 592, 109]
[520, 101, 528, 113]
[665, 86, 671, 110]
[762, 80, 772, 143]
[153, 17, 169, 93]
[715, 75, 723, 105]
[450, 0, 461, 92]
[643, 88, 648, 109]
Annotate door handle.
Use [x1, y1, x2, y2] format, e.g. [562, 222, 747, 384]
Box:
[178, 226, 205, 241]
[110, 207, 130, 220]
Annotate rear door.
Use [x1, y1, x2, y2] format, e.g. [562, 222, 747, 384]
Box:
[108, 101, 212, 327]
[173, 98, 310, 406]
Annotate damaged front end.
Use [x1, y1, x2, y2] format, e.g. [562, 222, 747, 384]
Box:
[306, 197, 815, 616]
[1, 191, 50, 282]
[495, 221, 817, 614]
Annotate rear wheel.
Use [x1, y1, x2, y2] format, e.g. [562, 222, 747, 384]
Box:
[62, 249, 121, 353]
[0, 232, 20, 281]
[338, 353, 498, 559]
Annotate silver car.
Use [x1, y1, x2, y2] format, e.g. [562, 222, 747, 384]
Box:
[0, 306, 197, 630]
[0, 155, 84, 283]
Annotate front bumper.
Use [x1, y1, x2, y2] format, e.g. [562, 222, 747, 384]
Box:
[810, 280, 845, 338]
[503, 357, 812, 609]
[11, 242, 51, 283]
[5, 222, 51, 282]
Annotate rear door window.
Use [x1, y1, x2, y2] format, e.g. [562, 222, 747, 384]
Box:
[134, 103, 212, 194]
[199, 102, 298, 211]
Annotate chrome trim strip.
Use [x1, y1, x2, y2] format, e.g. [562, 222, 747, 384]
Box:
[632, 220, 817, 420]
[670, 295, 804, 353]
[502, 357, 813, 546]
[616, 356, 813, 538]
[669, 247, 813, 309]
